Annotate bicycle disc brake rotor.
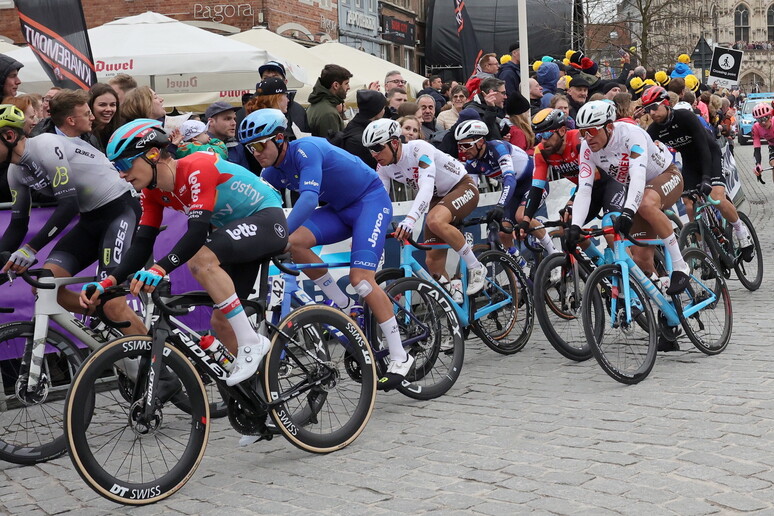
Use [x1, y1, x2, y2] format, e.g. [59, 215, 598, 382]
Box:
[129, 399, 162, 436]
[14, 373, 49, 405]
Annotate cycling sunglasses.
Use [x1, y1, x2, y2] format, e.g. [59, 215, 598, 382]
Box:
[579, 127, 603, 138]
[537, 130, 558, 141]
[246, 136, 275, 154]
[457, 137, 483, 150]
[756, 115, 771, 122]
[112, 152, 144, 172]
[367, 142, 388, 154]
[643, 101, 664, 113]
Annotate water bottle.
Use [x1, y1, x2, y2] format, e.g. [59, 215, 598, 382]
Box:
[199, 335, 235, 372]
[507, 246, 528, 269]
[449, 277, 464, 304]
[659, 275, 671, 296]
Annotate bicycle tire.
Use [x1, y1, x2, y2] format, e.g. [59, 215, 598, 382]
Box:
[673, 248, 733, 355]
[264, 304, 376, 453]
[471, 250, 533, 354]
[583, 264, 658, 385]
[677, 221, 702, 251]
[383, 277, 464, 400]
[732, 211, 763, 291]
[533, 253, 598, 361]
[0, 322, 86, 465]
[65, 336, 209, 505]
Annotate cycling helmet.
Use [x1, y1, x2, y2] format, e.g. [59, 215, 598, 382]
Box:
[239, 108, 286, 144]
[575, 100, 617, 129]
[752, 102, 774, 120]
[640, 85, 668, 108]
[453, 120, 489, 141]
[0, 104, 25, 131]
[106, 119, 168, 161]
[362, 118, 401, 147]
[531, 108, 567, 132]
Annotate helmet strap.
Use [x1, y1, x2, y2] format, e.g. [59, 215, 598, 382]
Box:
[389, 138, 400, 165]
[1, 129, 19, 164]
[272, 135, 286, 167]
[140, 154, 159, 190]
[601, 124, 612, 150]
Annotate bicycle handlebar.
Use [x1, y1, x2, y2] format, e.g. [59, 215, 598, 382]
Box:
[387, 232, 434, 251]
[93, 286, 132, 329]
[271, 253, 300, 276]
[151, 281, 191, 316]
[682, 188, 721, 206]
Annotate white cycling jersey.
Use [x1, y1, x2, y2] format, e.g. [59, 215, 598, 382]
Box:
[377, 139, 467, 222]
[572, 121, 671, 226]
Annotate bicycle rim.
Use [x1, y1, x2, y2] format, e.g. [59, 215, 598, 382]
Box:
[65, 336, 209, 505]
[583, 264, 657, 384]
[732, 212, 763, 291]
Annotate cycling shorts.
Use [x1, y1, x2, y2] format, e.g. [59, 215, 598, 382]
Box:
[503, 180, 546, 225]
[46, 192, 140, 280]
[630, 164, 683, 239]
[301, 180, 392, 271]
[423, 175, 479, 244]
[681, 149, 724, 190]
[204, 207, 288, 299]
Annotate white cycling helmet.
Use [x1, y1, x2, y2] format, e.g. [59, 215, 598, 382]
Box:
[454, 120, 489, 141]
[362, 119, 401, 147]
[575, 100, 617, 129]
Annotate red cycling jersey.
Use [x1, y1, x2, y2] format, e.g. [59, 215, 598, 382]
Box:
[533, 129, 583, 184]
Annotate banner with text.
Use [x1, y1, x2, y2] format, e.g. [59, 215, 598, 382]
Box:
[15, 0, 97, 89]
[708, 46, 743, 88]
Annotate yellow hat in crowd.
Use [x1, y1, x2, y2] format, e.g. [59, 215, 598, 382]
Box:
[643, 79, 657, 87]
[533, 60, 543, 72]
[655, 70, 671, 86]
[677, 53, 691, 64]
[630, 77, 645, 94]
[684, 74, 700, 92]
[565, 49, 575, 60]
[500, 54, 512, 64]
[563, 58, 570, 66]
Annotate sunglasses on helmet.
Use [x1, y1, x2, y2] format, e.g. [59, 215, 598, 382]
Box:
[112, 152, 144, 172]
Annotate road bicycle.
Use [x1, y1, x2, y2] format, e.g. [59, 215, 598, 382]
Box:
[64, 254, 377, 505]
[375, 220, 532, 355]
[581, 222, 732, 384]
[678, 189, 763, 291]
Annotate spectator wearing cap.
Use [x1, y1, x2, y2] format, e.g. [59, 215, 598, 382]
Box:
[244, 77, 302, 141]
[497, 43, 521, 98]
[0, 54, 22, 98]
[307, 64, 352, 138]
[536, 61, 560, 108]
[173, 120, 227, 159]
[602, 82, 624, 100]
[205, 100, 250, 169]
[330, 89, 387, 168]
[252, 60, 309, 134]
[566, 75, 590, 119]
[417, 75, 447, 113]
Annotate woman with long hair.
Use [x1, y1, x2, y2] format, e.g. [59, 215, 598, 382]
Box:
[88, 83, 120, 152]
[120, 85, 166, 123]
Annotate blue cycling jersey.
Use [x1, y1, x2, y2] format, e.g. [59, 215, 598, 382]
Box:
[464, 139, 532, 207]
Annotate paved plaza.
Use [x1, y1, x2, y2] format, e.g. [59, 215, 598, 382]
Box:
[1, 145, 772, 515]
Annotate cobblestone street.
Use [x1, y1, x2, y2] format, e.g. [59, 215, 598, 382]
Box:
[1, 145, 772, 515]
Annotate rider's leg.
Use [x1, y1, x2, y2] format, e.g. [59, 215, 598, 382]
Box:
[516, 205, 557, 254]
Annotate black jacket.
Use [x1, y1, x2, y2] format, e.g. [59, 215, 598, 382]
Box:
[328, 113, 376, 169]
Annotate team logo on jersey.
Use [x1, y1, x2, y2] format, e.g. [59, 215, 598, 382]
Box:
[274, 223, 286, 238]
[161, 195, 171, 203]
[103, 248, 111, 265]
[168, 254, 180, 266]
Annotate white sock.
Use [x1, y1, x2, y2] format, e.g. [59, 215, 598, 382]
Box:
[379, 317, 407, 362]
[664, 234, 688, 273]
[313, 272, 351, 308]
[539, 234, 558, 254]
[730, 219, 749, 238]
[458, 243, 482, 269]
[215, 294, 261, 350]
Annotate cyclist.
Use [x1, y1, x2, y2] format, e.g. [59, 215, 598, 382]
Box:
[363, 118, 488, 292]
[0, 104, 144, 334]
[453, 118, 558, 255]
[239, 109, 413, 391]
[643, 86, 754, 261]
[79, 119, 288, 387]
[566, 100, 689, 295]
[751, 102, 774, 184]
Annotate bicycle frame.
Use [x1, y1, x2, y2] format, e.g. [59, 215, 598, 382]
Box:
[690, 195, 734, 269]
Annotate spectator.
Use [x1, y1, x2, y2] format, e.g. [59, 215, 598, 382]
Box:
[252, 60, 309, 135]
[384, 70, 408, 93]
[29, 89, 100, 148]
[549, 93, 575, 129]
[386, 87, 408, 119]
[205, 101, 250, 169]
[40, 87, 61, 118]
[244, 77, 301, 141]
[399, 115, 422, 141]
[536, 62, 560, 108]
[602, 82, 624, 100]
[616, 51, 634, 84]
[466, 53, 500, 99]
[612, 92, 634, 122]
[463, 76, 506, 138]
[528, 78, 543, 116]
[667, 77, 686, 97]
[88, 83, 120, 152]
[565, 76, 590, 118]
[417, 94, 438, 140]
[504, 90, 534, 153]
[437, 85, 468, 130]
[0, 54, 22, 98]
[397, 101, 420, 118]
[497, 43, 521, 98]
[172, 120, 228, 159]
[331, 89, 386, 168]
[121, 85, 166, 123]
[307, 64, 352, 138]
[418, 75, 446, 112]
[107, 73, 137, 105]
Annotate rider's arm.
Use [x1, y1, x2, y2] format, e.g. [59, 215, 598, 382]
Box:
[523, 149, 549, 220]
[286, 143, 323, 234]
[493, 142, 517, 207]
[376, 167, 392, 198]
[405, 155, 436, 222]
[0, 171, 31, 253]
[621, 138, 650, 214]
[680, 111, 717, 182]
[752, 122, 761, 152]
[108, 225, 160, 284]
[570, 142, 595, 227]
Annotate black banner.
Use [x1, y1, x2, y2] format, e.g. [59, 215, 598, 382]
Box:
[382, 16, 415, 46]
[454, 0, 482, 79]
[15, 0, 97, 90]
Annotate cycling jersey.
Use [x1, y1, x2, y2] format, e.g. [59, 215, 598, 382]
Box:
[0, 133, 132, 253]
[572, 122, 672, 227]
[646, 108, 721, 186]
[377, 139, 467, 222]
[752, 121, 774, 147]
[525, 129, 582, 220]
[463, 139, 531, 207]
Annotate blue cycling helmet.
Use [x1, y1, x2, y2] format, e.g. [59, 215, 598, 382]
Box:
[239, 108, 287, 144]
[106, 119, 168, 161]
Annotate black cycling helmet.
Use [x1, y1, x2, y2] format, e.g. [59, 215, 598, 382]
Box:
[531, 108, 567, 133]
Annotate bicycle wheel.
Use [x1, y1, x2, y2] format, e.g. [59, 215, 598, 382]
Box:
[533, 253, 598, 361]
[732, 212, 763, 291]
[264, 304, 376, 453]
[678, 221, 702, 250]
[673, 248, 733, 355]
[0, 322, 85, 464]
[582, 264, 658, 384]
[383, 277, 464, 400]
[471, 250, 533, 354]
[65, 336, 209, 505]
